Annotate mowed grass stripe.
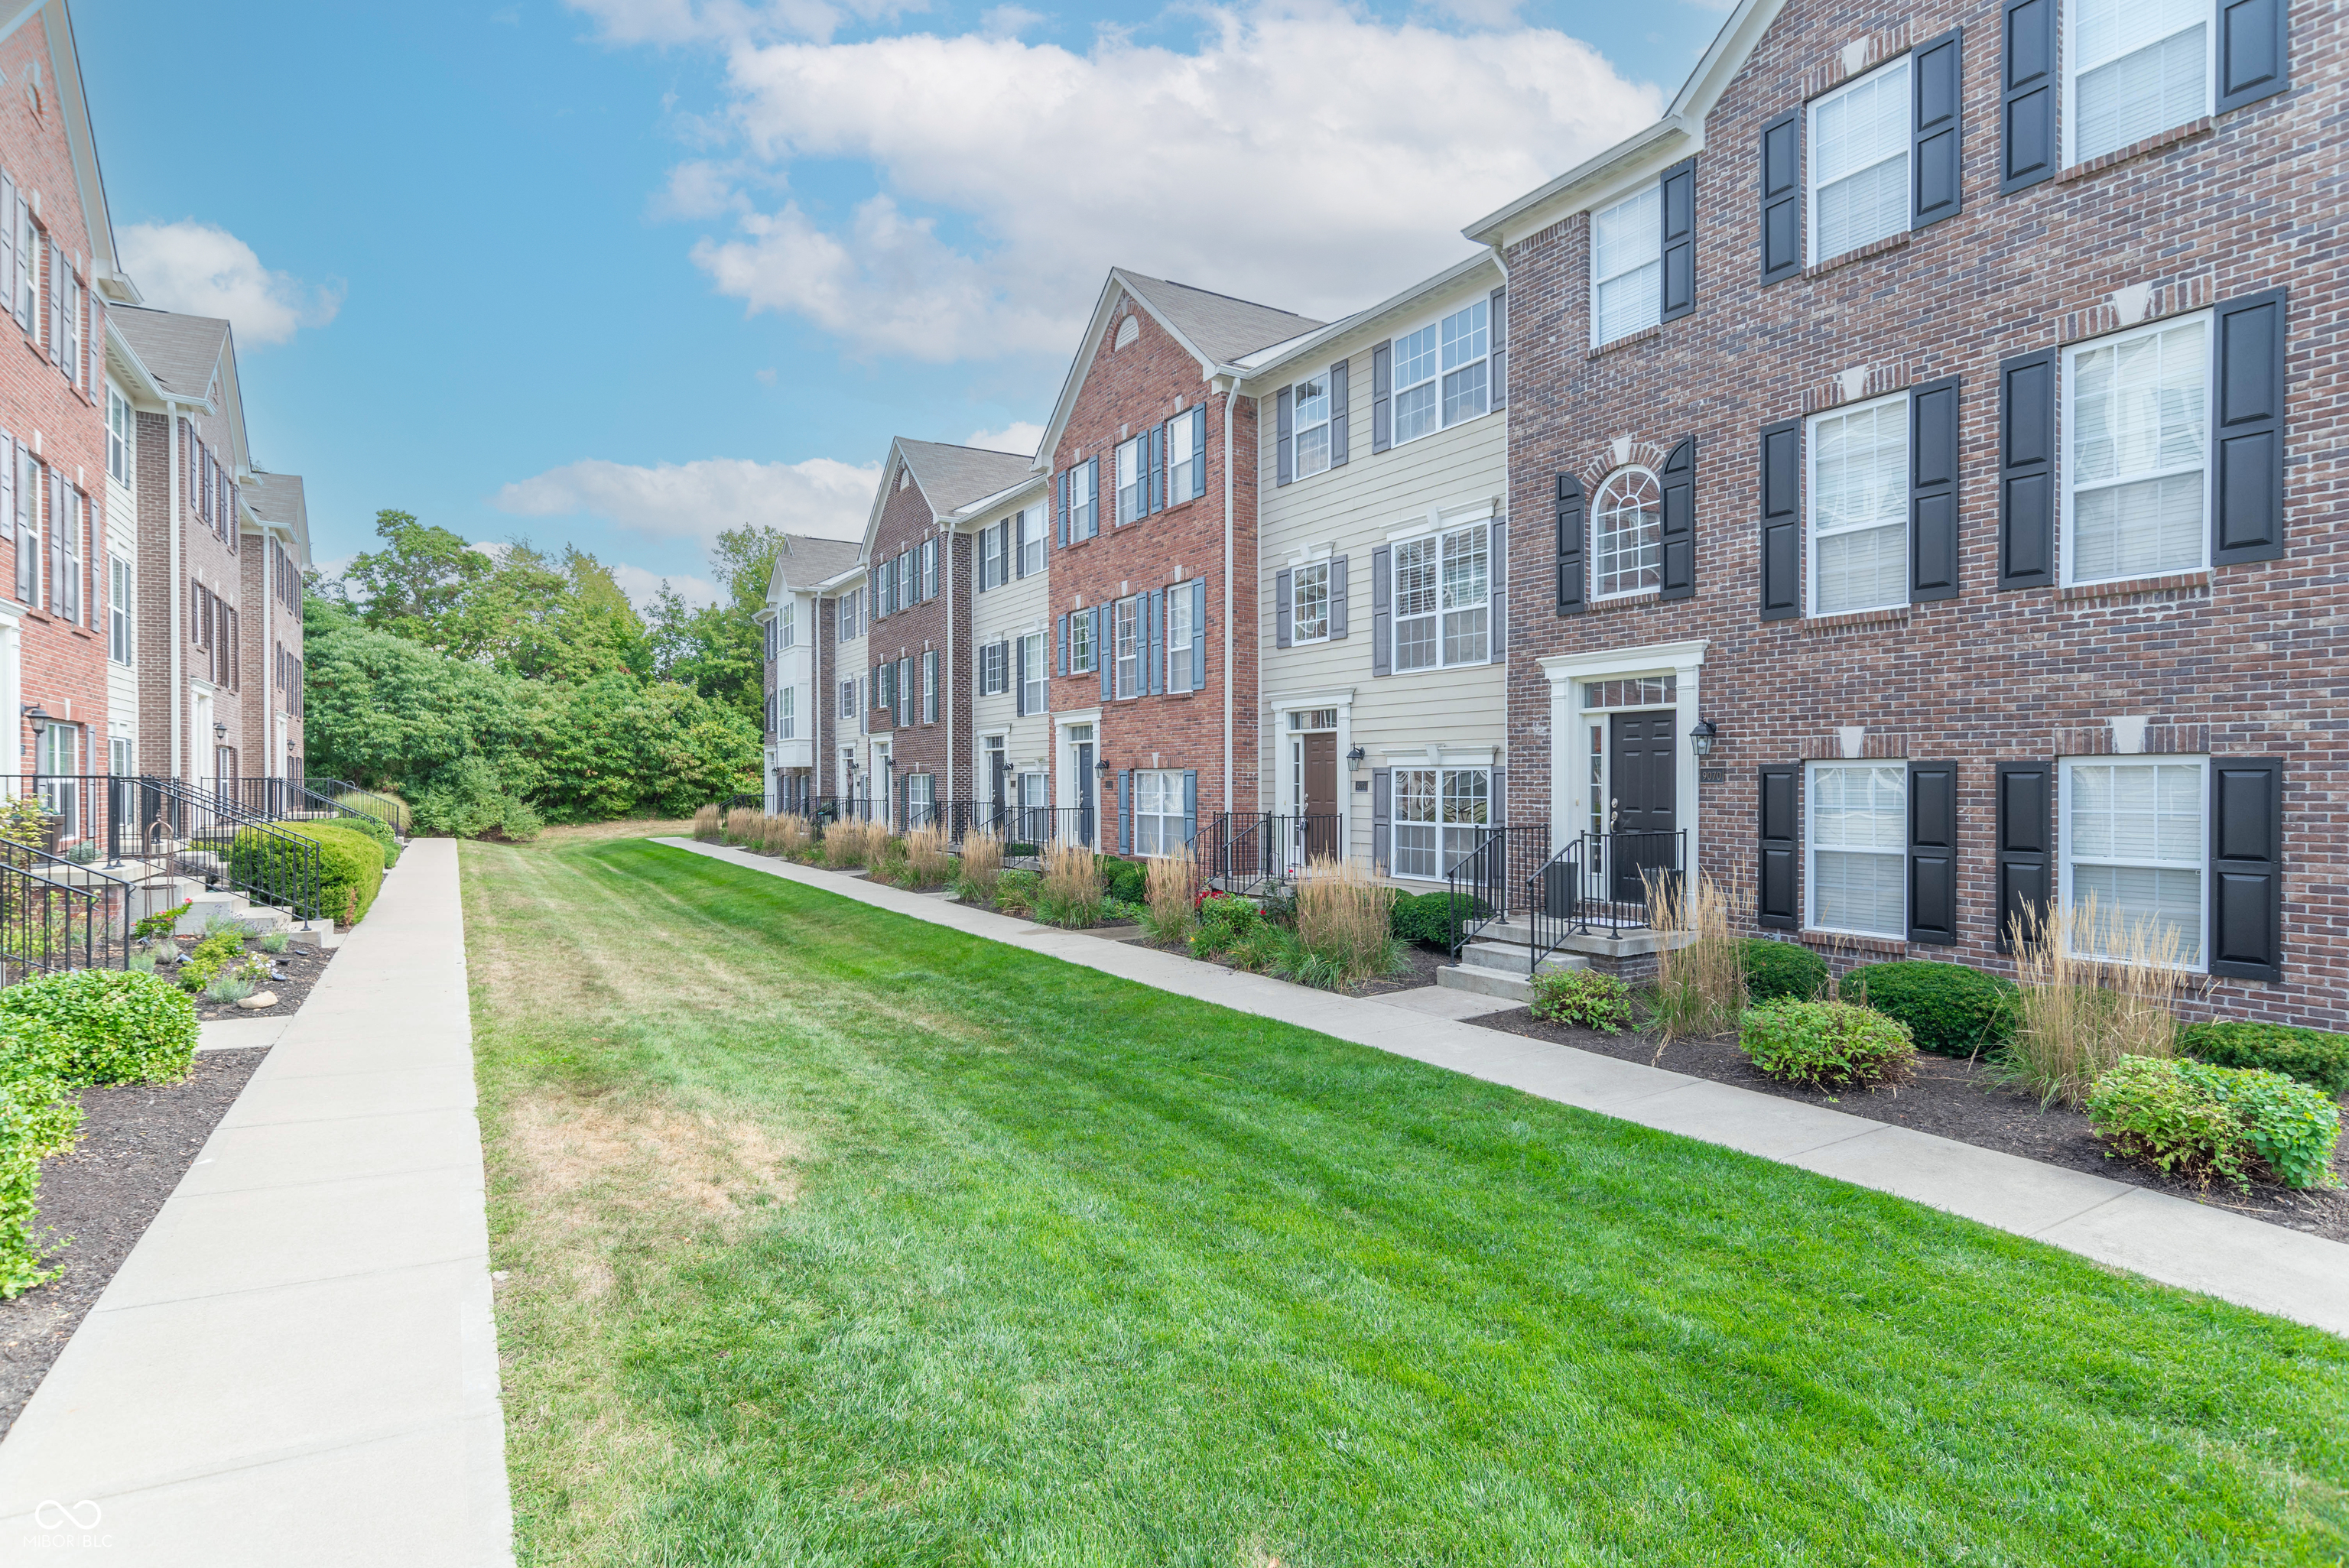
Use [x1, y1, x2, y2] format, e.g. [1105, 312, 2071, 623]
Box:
[466, 836, 2349, 1568]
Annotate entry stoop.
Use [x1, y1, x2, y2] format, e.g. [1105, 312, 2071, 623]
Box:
[1436, 919, 1587, 1004]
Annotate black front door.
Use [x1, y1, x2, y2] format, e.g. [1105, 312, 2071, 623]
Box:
[1074, 742, 1094, 846]
[1608, 710, 1678, 904]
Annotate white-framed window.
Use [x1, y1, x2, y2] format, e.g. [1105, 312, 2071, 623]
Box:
[922, 650, 939, 724]
[2066, 313, 2208, 585]
[980, 524, 1004, 590]
[36, 722, 77, 836]
[106, 385, 132, 485]
[1392, 299, 1490, 446]
[840, 679, 855, 717]
[1808, 392, 1910, 615]
[1019, 505, 1045, 576]
[1168, 412, 1201, 500]
[1291, 560, 1330, 643]
[1392, 766, 1488, 881]
[1019, 632, 1046, 713]
[979, 638, 1007, 696]
[15, 209, 34, 327]
[1113, 596, 1141, 698]
[1069, 608, 1096, 674]
[1592, 468, 1662, 599]
[1392, 521, 1489, 672]
[108, 554, 131, 664]
[778, 686, 796, 739]
[1805, 761, 1907, 937]
[1131, 768, 1186, 856]
[1019, 770, 1047, 820]
[2070, 0, 2211, 167]
[907, 771, 935, 823]
[1068, 460, 1098, 538]
[109, 734, 133, 776]
[2061, 756, 2207, 969]
[1809, 56, 1912, 265]
[1591, 185, 1662, 347]
[1116, 433, 1148, 524]
[1165, 588, 1194, 694]
[1293, 372, 1333, 479]
[777, 602, 794, 649]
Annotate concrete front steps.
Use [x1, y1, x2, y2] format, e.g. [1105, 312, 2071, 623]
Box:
[175, 888, 338, 947]
[1436, 918, 1587, 1004]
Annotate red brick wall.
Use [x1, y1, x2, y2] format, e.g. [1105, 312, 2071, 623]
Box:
[863, 466, 970, 805]
[1502, 0, 2347, 1025]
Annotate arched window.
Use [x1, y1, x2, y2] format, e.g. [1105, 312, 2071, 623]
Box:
[1593, 467, 1662, 598]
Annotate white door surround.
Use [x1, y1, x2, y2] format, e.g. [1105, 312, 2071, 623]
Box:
[1539, 638, 1709, 875]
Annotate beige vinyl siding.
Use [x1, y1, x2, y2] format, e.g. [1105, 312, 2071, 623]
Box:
[772, 589, 816, 769]
[969, 541, 1054, 800]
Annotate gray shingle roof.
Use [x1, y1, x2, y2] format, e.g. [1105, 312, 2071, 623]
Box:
[243, 471, 310, 563]
[895, 439, 1035, 515]
[110, 304, 229, 398]
[1116, 271, 1323, 365]
[772, 533, 861, 589]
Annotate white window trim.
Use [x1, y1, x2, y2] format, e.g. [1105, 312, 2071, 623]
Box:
[1590, 464, 1665, 604]
[1387, 298, 1494, 449]
[1387, 518, 1492, 673]
[1805, 390, 1912, 617]
[1806, 54, 1913, 268]
[1588, 183, 1663, 349]
[1019, 631, 1048, 714]
[1292, 368, 1334, 479]
[1113, 595, 1142, 700]
[2060, 310, 2213, 587]
[1116, 433, 1148, 525]
[1290, 558, 1332, 644]
[1069, 606, 1097, 675]
[2057, 753, 2211, 973]
[1802, 759, 1909, 940]
[1388, 762, 1493, 884]
[2063, 0, 2216, 170]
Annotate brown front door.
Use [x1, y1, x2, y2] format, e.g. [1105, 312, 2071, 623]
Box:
[1301, 732, 1340, 861]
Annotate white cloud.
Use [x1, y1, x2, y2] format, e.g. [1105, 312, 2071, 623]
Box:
[118, 220, 342, 347]
[492, 455, 879, 544]
[610, 561, 723, 609]
[682, 3, 1661, 360]
[648, 159, 746, 220]
[965, 420, 1043, 456]
[979, 5, 1044, 37]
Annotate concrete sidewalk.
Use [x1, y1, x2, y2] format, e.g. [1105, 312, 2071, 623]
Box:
[0, 840, 512, 1566]
[661, 836, 2349, 1339]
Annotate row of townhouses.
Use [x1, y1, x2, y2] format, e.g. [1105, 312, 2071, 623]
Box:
[765, 0, 2337, 1028]
[0, 1, 311, 851]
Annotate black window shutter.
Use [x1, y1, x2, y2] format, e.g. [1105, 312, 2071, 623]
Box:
[2217, 0, 2290, 113]
[1659, 436, 1696, 600]
[1328, 359, 1350, 466]
[1912, 29, 1964, 229]
[1909, 375, 1961, 601]
[2212, 287, 2286, 564]
[1490, 287, 1509, 407]
[2000, 0, 2058, 193]
[1659, 157, 1696, 323]
[1996, 349, 2056, 589]
[1489, 518, 1507, 658]
[1370, 544, 1392, 677]
[2210, 758, 2282, 980]
[1907, 760, 1958, 945]
[1275, 386, 1294, 487]
[1014, 637, 1027, 717]
[1759, 419, 1801, 619]
[1759, 111, 1802, 284]
[1555, 473, 1586, 615]
[1758, 765, 1799, 928]
[1993, 760, 2051, 952]
[1275, 567, 1292, 648]
[1370, 340, 1392, 453]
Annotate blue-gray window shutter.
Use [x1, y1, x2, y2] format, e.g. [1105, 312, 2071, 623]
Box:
[1058, 613, 1068, 677]
[2210, 758, 2282, 981]
[1189, 406, 1207, 498]
[1149, 422, 1165, 512]
[1328, 554, 1348, 638]
[1371, 769, 1391, 872]
[1190, 579, 1205, 690]
[1183, 769, 1197, 848]
[1490, 287, 1508, 407]
[1909, 375, 1961, 601]
[1912, 30, 1964, 229]
[1996, 348, 2057, 589]
[1758, 765, 1798, 928]
[1491, 768, 1506, 826]
[1327, 360, 1350, 466]
[1370, 545, 1391, 676]
[1489, 519, 1507, 658]
[1275, 567, 1292, 648]
[1555, 474, 1586, 615]
[1085, 457, 1100, 538]
[1759, 110, 1802, 284]
[1994, 760, 2051, 952]
[1058, 470, 1070, 547]
[1659, 160, 1696, 322]
[1099, 608, 1112, 700]
[1275, 387, 1294, 486]
[1118, 770, 1132, 855]
[1147, 589, 1165, 695]
[1659, 435, 1695, 601]
[2000, 0, 2057, 193]
[2217, 0, 2289, 113]
[1907, 760, 1958, 945]
[1759, 420, 1801, 618]
[1369, 341, 1392, 453]
[2212, 287, 2286, 565]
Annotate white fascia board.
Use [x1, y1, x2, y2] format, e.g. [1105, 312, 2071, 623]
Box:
[1462, 117, 1694, 249]
[950, 472, 1048, 527]
[1236, 253, 1500, 390]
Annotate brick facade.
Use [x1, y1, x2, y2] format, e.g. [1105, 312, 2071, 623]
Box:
[862, 465, 967, 814]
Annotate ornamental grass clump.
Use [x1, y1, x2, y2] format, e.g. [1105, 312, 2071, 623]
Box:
[1740, 998, 1916, 1090]
[900, 825, 953, 891]
[1139, 852, 1200, 946]
[1651, 872, 1748, 1040]
[1035, 842, 1106, 928]
[1530, 969, 1633, 1034]
[762, 813, 812, 859]
[691, 803, 723, 842]
[955, 829, 1005, 906]
[2085, 1054, 2341, 1191]
[724, 808, 767, 848]
[823, 818, 887, 870]
[2004, 893, 2188, 1108]
[1287, 857, 1402, 990]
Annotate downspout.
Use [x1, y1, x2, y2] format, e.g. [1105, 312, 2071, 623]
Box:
[944, 524, 955, 807]
[167, 409, 182, 781]
[1219, 374, 1235, 814]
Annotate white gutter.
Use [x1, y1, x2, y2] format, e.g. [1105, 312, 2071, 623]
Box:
[167, 407, 182, 781]
[1219, 372, 1236, 813]
[944, 526, 956, 806]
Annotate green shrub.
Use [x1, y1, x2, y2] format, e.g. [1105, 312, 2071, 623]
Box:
[2178, 1021, 2349, 1099]
[1844, 961, 2021, 1059]
[133, 902, 191, 943]
[175, 927, 249, 996]
[1529, 970, 1633, 1034]
[992, 869, 1041, 918]
[2086, 1055, 2340, 1191]
[0, 1031, 78, 1297]
[245, 821, 385, 925]
[0, 969, 201, 1086]
[1389, 891, 1488, 950]
[1741, 938, 1828, 1002]
[2197, 1062, 2342, 1190]
[331, 812, 401, 869]
[1739, 999, 1915, 1090]
[1191, 894, 1263, 959]
[1100, 858, 1149, 904]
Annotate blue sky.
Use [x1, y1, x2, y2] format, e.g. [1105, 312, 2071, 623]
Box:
[75, 0, 1728, 603]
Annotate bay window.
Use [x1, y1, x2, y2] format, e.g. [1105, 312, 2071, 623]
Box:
[1806, 761, 1907, 937]
[1808, 393, 1909, 614]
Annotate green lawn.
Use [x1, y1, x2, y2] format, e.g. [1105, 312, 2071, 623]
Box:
[466, 836, 2349, 1566]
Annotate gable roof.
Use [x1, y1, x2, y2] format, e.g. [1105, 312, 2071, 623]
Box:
[0, 2, 132, 300]
[765, 533, 863, 602]
[895, 439, 1034, 515]
[242, 472, 310, 563]
[109, 305, 229, 401]
[1234, 252, 1498, 387]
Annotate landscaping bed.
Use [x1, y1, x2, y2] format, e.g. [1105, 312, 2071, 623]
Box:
[1474, 1007, 2349, 1241]
[0, 1046, 269, 1435]
[186, 935, 339, 1023]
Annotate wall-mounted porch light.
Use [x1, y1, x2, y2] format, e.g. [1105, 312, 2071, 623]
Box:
[1688, 719, 1720, 758]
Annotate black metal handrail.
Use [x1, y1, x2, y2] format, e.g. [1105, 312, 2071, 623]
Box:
[1520, 829, 1689, 969]
[1443, 824, 1549, 955]
[1525, 838, 1588, 975]
[141, 776, 326, 923]
[0, 857, 123, 982]
[304, 777, 413, 836]
[1197, 813, 1344, 889]
[808, 794, 876, 829]
[223, 775, 379, 831]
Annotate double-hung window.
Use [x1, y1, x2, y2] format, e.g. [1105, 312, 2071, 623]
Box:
[1019, 632, 1047, 713]
[106, 386, 132, 485]
[2071, 0, 2210, 167]
[1069, 607, 1095, 674]
[108, 555, 131, 664]
[1168, 413, 1201, 500]
[1068, 461, 1098, 538]
[2066, 314, 2208, 584]
[980, 524, 1004, 590]
[1808, 393, 1909, 614]
[1592, 469, 1662, 599]
[2061, 757, 2207, 968]
[1392, 300, 1490, 445]
[982, 638, 1008, 696]
[1291, 560, 1330, 642]
[922, 650, 938, 723]
[1292, 372, 1332, 479]
[922, 539, 939, 600]
[840, 679, 855, 717]
[1806, 761, 1907, 937]
[1392, 521, 1489, 671]
[1591, 186, 1662, 346]
[1113, 596, 1142, 698]
[1116, 433, 1149, 524]
[777, 602, 794, 648]
[778, 686, 796, 739]
[1391, 766, 1488, 881]
[1130, 769, 1185, 856]
[1809, 57, 1911, 264]
[907, 772, 934, 826]
[1018, 505, 1045, 576]
[1164, 589, 1194, 694]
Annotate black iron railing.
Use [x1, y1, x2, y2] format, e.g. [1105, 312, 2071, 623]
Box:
[1442, 824, 1549, 953]
[1522, 829, 1688, 970]
[1001, 806, 1091, 855]
[223, 775, 380, 831]
[139, 777, 326, 922]
[1197, 813, 1345, 889]
[808, 794, 877, 828]
[304, 777, 413, 836]
[723, 792, 762, 813]
[0, 858, 122, 981]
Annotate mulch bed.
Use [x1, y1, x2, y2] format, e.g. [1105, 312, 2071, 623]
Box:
[171, 934, 340, 1024]
[0, 1047, 272, 1436]
[1473, 1008, 2349, 1243]
[1360, 944, 1450, 996]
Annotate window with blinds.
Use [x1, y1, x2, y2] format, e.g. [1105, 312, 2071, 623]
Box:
[1808, 394, 1910, 614]
[1808, 57, 1911, 265]
[1806, 761, 1907, 937]
[2066, 314, 2208, 584]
